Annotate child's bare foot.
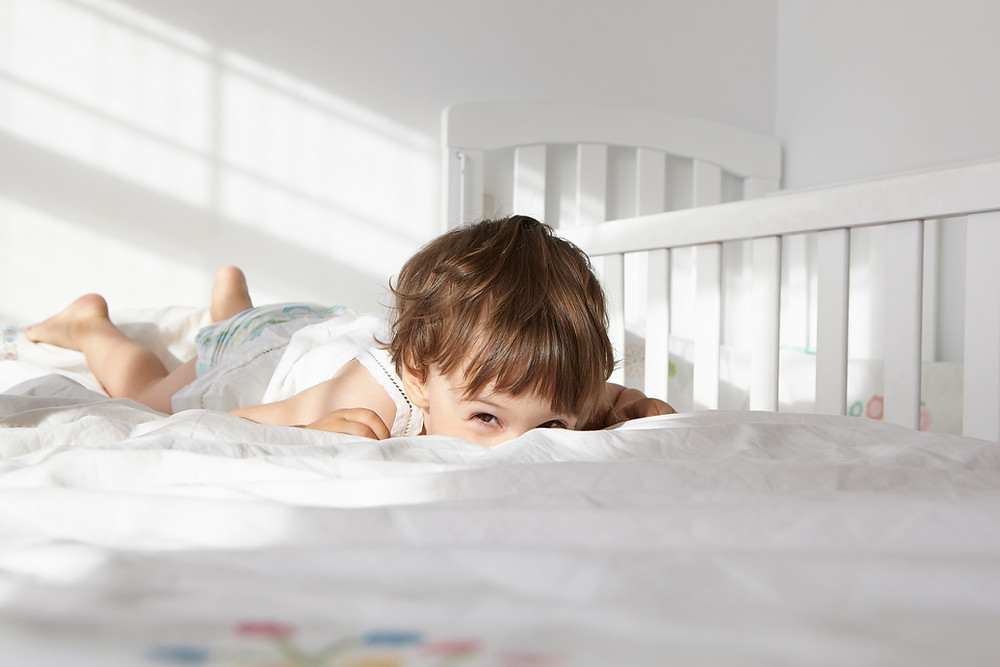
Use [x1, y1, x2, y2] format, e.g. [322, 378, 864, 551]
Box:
[25, 294, 111, 351]
[210, 266, 253, 322]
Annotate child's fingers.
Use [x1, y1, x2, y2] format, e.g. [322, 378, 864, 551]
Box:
[307, 408, 391, 440]
[334, 420, 383, 440]
[340, 408, 392, 440]
[646, 399, 676, 416]
[622, 397, 675, 420]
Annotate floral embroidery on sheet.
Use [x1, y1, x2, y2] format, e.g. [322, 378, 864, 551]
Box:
[2, 325, 18, 361]
[147, 619, 563, 666]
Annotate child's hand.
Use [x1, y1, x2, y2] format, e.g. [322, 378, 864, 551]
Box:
[305, 408, 391, 440]
[597, 383, 676, 428]
[615, 395, 676, 421]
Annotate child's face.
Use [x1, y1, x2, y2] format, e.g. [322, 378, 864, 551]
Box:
[403, 366, 578, 447]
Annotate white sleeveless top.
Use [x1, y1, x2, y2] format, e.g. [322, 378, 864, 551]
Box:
[173, 311, 423, 438]
[262, 315, 422, 438]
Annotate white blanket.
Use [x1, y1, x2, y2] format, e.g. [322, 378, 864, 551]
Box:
[1, 372, 999, 666]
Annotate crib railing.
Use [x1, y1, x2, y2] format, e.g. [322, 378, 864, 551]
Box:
[560, 159, 1000, 441]
[442, 101, 782, 230]
[443, 101, 783, 402]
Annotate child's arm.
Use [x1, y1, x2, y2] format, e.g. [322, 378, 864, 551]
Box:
[231, 379, 338, 426]
[232, 376, 391, 440]
[298, 407, 390, 440]
[588, 383, 675, 429]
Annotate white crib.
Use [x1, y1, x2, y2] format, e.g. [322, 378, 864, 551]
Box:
[442, 101, 1000, 441]
[2, 104, 998, 667]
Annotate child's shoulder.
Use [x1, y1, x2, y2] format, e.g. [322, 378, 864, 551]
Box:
[261, 311, 389, 403]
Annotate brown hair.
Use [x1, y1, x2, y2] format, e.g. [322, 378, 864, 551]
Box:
[387, 215, 615, 424]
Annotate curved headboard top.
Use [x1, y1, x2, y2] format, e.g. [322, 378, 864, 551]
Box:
[443, 100, 782, 180]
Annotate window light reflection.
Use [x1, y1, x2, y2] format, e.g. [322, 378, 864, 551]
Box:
[0, 0, 439, 318]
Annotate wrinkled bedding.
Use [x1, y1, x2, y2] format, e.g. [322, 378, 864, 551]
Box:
[1, 369, 999, 665]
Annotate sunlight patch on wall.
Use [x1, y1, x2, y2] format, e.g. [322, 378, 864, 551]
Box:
[218, 53, 437, 270]
[0, 80, 213, 205]
[0, 0, 211, 148]
[0, 0, 440, 320]
[0, 0, 213, 206]
[0, 196, 211, 322]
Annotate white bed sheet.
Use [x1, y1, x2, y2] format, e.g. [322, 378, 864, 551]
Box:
[1, 372, 999, 666]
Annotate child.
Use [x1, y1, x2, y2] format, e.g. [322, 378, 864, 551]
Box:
[26, 216, 674, 446]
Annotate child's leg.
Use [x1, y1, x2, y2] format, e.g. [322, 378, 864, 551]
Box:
[140, 268, 253, 410]
[210, 265, 253, 322]
[26, 267, 254, 414]
[25, 294, 180, 411]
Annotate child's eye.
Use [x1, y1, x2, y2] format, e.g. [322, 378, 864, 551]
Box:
[472, 413, 500, 426]
[538, 420, 568, 429]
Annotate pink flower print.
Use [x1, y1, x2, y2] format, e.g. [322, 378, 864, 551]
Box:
[866, 395, 884, 420]
[236, 620, 295, 640]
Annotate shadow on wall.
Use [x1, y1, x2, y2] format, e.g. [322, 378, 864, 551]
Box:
[0, 0, 438, 322]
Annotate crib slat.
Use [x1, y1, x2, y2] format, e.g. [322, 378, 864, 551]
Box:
[644, 248, 671, 400]
[963, 211, 1000, 440]
[693, 159, 722, 207]
[444, 148, 484, 228]
[692, 160, 722, 409]
[883, 221, 924, 429]
[576, 144, 608, 226]
[637, 149, 668, 399]
[921, 219, 939, 362]
[599, 253, 626, 385]
[815, 229, 850, 415]
[750, 236, 781, 411]
[693, 243, 722, 409]
[513, 145, 547, 220]
[636, 148, 667, 215]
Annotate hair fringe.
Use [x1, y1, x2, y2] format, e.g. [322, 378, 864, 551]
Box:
[386, 216, 615, 423]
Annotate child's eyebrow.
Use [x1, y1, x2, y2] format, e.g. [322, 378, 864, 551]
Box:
[467, 395, 504, 409]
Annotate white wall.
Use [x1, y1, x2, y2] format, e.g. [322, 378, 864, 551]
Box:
[776, 0, 1000, 189]
[775, 0, 1000, 364]
[0, 0, 777, 323]
[6, 0, 992, 329]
